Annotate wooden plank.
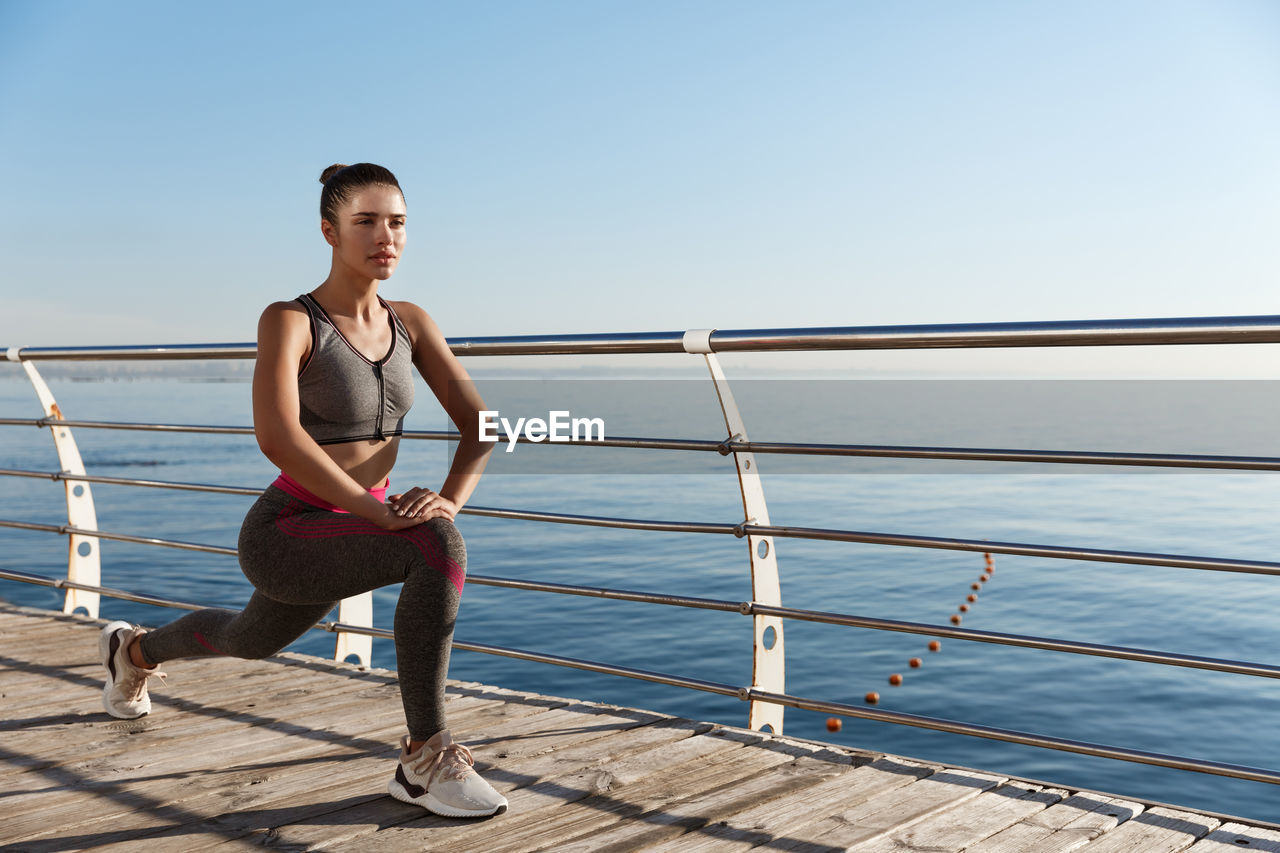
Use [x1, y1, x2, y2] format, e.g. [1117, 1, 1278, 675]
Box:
[645, 755, 936, 852]
[481, 727, 790, 853]
[769, 766, 1007, 851]
[1071, 805, 1220, 853]
[847, 783, 1066, 852]
[1185, 822, 1280, 852]
[964, 791, 1144, 853]
[549, 741, 861, 852]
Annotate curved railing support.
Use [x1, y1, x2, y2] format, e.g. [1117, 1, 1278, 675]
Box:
[684, 329, 785, 734]
[9, 349, 101, 617]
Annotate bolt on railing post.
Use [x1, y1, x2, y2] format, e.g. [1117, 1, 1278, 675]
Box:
[684, 329, 785, 734]
[9, 349, 102, 617]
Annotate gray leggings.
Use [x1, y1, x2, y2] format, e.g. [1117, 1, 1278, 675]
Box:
[139, 484, 466, 740]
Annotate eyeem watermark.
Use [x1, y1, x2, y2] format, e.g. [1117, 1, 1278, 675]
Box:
[479, 410, 606, 452]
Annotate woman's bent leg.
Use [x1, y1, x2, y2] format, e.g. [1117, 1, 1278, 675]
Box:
[239, 489, 468, 741]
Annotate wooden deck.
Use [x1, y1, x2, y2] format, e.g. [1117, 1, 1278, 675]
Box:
[2, 603, 1278, 853]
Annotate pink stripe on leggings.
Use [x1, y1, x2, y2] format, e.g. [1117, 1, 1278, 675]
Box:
[193, 631, 225, 654]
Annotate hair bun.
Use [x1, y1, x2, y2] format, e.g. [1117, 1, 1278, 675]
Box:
[319, 163, 349, 184]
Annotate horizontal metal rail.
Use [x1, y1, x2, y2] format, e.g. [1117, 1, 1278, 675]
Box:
[734, 441, 1280, 471]
[11, 315, 1280, 360]
[744, 522, 1280, 576]
[7, 418, 1280, 472]
[0, 417, 254, 435]
[745, 689, 1280, 785]
[0, 520, 237, 556]
[318, 621, 744, 698]
[4, 343, 259, 361]
[465, 507, 1280, 576]
[744, 603, 1280, 679]
[3, 563, 1276, 786]
[0, 468, 262, 496]
[0, 568, 212, 612]
[462, 505, 738, 536]
[466, 574, 743, 613]
[5, 500, 1279, 578]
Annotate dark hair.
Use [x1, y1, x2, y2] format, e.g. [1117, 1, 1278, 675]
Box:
[318, 163, 404, 225]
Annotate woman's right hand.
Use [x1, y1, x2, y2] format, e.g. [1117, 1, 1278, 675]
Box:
[376, 505, 427, 531]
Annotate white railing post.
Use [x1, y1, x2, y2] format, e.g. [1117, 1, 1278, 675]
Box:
[683, 329, 786, 734]
[334, 594, 373, 668]
[9, 349, 102, 617]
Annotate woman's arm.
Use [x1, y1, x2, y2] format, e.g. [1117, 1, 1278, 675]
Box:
[252, 302, 415, 529]
[388, 301, 493, 519]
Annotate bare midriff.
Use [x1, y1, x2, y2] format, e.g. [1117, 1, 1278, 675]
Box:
[323, 434, 401, 490]
[272, 435, 400, 513]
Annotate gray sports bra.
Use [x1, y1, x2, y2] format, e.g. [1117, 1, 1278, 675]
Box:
[295, 293, 415, 445]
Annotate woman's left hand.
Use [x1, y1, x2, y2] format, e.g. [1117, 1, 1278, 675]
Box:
[388, 487, 458, 521]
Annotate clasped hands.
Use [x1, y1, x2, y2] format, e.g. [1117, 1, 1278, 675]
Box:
[380, 486, 457, 530]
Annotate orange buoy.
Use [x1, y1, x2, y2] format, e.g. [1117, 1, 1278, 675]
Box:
[888, 673, 903, 686]
[928, 640, 941, 652]
[865, 692, 879, 704]
[971, 583, 981, 591]
[826, 717, 842, 731]
[980, 574, 990, 582]
[950, 614, 962, 625]
[959, 604, 969, 612]
[909, 657, 922, 668]
[967, 594, 977, 603]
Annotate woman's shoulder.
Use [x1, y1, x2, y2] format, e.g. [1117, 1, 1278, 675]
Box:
[256, 300, 312, 348]
[384, 299, 429, 321]
[259, 299, 310, 323]
[385, 300, 447, 352]
[385, 299, 439, 333]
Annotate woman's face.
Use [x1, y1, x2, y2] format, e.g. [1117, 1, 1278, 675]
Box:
[323, 184, 407, 281]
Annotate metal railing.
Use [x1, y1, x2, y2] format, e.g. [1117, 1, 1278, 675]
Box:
[3, 314, 1280, 787]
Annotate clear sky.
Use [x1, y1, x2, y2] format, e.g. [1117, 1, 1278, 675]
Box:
[1, 1, 1278, 375]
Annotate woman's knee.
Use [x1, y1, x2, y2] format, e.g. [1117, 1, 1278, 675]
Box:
[426, 517, 467, 572]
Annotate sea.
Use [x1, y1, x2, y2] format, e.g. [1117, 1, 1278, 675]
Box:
[2, 364, 1279, 824]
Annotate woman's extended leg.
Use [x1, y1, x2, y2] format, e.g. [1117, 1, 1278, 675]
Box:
[138, 592, 337, 663]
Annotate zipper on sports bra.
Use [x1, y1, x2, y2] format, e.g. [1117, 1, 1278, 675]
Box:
[373, 362, 386, 440]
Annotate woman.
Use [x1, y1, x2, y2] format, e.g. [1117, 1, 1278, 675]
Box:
[96, 163, 506, 818]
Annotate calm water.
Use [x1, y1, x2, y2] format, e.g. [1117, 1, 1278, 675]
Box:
[2, 370, 1279, 823]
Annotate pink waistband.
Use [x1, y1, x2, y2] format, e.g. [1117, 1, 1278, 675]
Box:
[272, 472, 388, 513]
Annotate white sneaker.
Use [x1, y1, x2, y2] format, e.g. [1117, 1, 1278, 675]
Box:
[99, 620, 165, 719]
[387, 730, 508, 817]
